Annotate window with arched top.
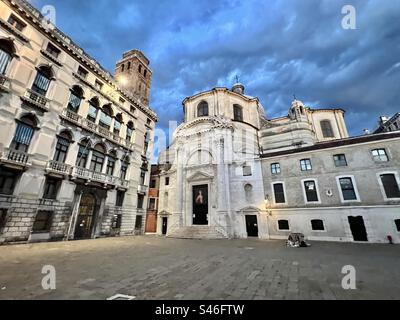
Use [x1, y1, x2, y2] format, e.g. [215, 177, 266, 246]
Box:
[76, 138, 91, 168]
[106, 150, 117, 176]
[114, 113, 123, 135]
[197, 101, 209, 117]
[32, 65, 54, 96]
[120, 153, 130, 180]
[121, 64, 125, 72]
[126, 121, 135, 142]
[244, 184, 253, 202]
[87, 97, 100, 122]
[320, 120, 334, 138]
[53, 131, 72, 163]
[11, 115, 38, 152]
[233, 104, 243, 122]
[68, 85, 84, 112]
[90, 144, 106, 173]
[0, 39, 15, 75]
[99, 104, 113, 130]
[127, 62, 131, 70]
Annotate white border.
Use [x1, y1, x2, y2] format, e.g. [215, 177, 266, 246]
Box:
[376, 171, 400, 201]
[335, 175, 361, 203]
[301, 178, 321, 204]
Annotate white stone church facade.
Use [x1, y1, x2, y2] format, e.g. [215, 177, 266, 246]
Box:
[157, 83, 400, 244]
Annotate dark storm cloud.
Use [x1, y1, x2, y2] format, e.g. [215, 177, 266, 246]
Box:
[32, 0, 400, 154]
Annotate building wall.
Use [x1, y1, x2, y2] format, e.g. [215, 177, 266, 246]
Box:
[261, 137, 400, 243]
[0, 0, 157, 244]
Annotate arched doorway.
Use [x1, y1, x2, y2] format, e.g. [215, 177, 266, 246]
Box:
[74, 193, 97, 239]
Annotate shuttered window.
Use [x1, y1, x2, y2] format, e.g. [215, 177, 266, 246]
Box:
[0, 49, 12, 75]
[32, 72, 51, 96]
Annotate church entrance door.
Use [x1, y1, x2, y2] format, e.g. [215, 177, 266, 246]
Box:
[193, 185, 208, 225]
[245, 215, 259, 237]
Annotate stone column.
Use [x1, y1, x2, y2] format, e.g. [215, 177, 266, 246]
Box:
[94, 197, 106, 238]
[85, 150, 93, 170]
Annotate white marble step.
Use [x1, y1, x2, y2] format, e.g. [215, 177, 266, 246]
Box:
[167, 226, 228, 240]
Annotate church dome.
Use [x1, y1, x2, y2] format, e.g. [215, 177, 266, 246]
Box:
[232, 82, 245, 95]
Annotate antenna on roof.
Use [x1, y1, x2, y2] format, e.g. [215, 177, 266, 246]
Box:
[293, 94, 297, 100]
[235, 75, 239, 83]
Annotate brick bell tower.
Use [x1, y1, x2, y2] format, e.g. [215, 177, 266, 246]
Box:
[115, 49, 152, 105]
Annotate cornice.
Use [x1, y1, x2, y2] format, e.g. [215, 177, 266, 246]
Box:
[6, 0, 158, 121]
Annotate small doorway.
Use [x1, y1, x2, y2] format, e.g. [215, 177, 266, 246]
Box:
[245, 215, 259, 237]
[348, 216, 368, 242]
[162, 217, 168, 235]
[74, 193, 97, 240]
[193, 185, 208, 225]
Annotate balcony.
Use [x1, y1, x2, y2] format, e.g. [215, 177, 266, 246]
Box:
[0, 74, 11, 92]
[138, 184, 148, 194]
[46, 160, 72, 176]
[71, 166, 129, 189]
[61, 109, 134, 151]
[0, 148, 31, 169]
[21, 89, 50, 111]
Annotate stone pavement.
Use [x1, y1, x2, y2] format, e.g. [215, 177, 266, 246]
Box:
[0, 236, 399, 300]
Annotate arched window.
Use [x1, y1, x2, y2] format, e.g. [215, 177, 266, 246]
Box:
[67, 85, 84, 112]
[138, 65, 142, 73]
[53, 131, 72, 162]
[244, 184, 253, 202]
[144, 131, 150, 154]
[32, 65, 53, 96]
[197, 101, 209, 117]
[144, 70, 147, 78]
[320, 120, 334, 138]
[233, 104, 243, 122]
[87, 97, 99, 122]
[90, 144, 106, 173]
[76, 138, 91, 168]
[121, 64, 125, 72]
[164, 192, 169, 208]
[99, 104, 113, 130]
[126, 121, 134, 141]
[106, 150, 117, 176]
[127, 62, 131, 70]
[120, 154, 130, 180]
[0, 39, 15, 75]
[114, 113, 123, 135]
[11, 115, 37, 152]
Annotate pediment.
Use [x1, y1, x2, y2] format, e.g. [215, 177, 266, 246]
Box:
[187, 171, 214, 182]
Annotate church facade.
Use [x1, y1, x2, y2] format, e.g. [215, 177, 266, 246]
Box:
[157, 83, 400, 244]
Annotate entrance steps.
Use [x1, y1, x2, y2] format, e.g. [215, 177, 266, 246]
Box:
[167, 226, 228, 240]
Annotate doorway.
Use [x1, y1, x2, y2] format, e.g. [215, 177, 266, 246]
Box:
[162, 217, 168, 235]
[74, 193, 97, 239]
[245, 215, 259, 237]
[193, 185, 208, 225]
[348, 216, 368, 241]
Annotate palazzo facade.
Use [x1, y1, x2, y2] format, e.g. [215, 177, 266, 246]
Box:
[0, 0, 157, 244]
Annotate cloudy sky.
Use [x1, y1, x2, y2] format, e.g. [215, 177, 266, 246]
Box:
[31, 0, 400, 159]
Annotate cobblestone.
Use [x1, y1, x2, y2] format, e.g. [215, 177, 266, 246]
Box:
[0, 236, 399, 300]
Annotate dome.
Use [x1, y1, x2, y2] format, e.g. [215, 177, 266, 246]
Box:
[232, 82, 245, 95]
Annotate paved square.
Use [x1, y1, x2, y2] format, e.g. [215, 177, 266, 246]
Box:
[0, 236, 399, 300]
